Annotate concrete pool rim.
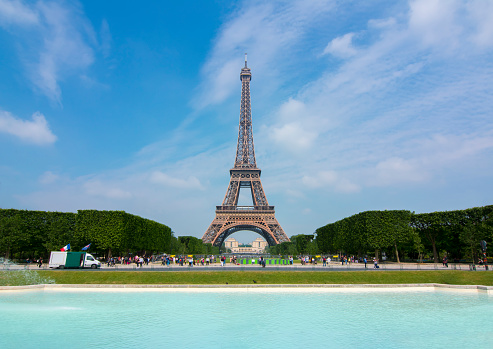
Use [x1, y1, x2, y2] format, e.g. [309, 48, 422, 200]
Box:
[1, 283, 492, 294]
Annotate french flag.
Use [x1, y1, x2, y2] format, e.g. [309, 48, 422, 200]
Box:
[81, 243, 91, 251]
[60, 244, 70, 251]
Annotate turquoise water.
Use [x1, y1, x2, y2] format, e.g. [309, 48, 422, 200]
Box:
[1, 290, 492, 348]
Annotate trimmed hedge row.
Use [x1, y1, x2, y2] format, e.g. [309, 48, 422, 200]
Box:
[0, 209, 173, 260]
[315, 205, 493, 263]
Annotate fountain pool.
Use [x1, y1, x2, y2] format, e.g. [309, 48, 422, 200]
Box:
[1, 287, 492, 348]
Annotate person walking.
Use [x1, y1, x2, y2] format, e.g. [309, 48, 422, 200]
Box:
[364, 257, 367, 269]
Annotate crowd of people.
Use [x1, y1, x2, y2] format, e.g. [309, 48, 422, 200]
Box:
[102, 254, 382, 268]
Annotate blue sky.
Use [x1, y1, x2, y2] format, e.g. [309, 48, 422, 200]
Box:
[1, 0, 492, 243]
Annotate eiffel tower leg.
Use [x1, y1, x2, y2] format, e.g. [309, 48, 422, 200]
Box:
[202, 209, 289, 247]
[202, 221, 223, 245]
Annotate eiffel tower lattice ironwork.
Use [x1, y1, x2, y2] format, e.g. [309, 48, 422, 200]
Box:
[202, 55, 289, 247]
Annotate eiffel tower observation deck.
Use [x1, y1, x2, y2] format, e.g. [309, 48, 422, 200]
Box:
[202, 54, 289, 247]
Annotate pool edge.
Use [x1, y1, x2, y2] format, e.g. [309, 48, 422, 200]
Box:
[1, 283, 492, 294]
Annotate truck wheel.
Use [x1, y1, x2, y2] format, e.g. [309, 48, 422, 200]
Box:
[91, 264, 97, 269]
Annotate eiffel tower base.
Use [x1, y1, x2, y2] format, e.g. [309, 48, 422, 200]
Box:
[203, 206, 289, 247]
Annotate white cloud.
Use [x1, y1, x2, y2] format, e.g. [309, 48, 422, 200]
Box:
[277, 98, 306, 122]
[149, 171, 204, 190]
[408, 0, 461, 48]
[323, 32, 357, 58]
[84, 180, 132, 200]
[193, 0, 335, 109]
[0, 110, 56, 145]
[467, 1, 493, 47]
[408, 0, 493, 50]
[0, 0, 97, 103]
[0, 0, 38, 26]
[368, 157, 430, 186]
[302, 208, 311, 215]
[39, 171, 60, 184]
[302, 171, 360, 193]
[271, 123, 317, 152]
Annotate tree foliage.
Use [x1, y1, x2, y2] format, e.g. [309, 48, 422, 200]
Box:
[0, 209, 175, 259]
[316, 206, 493, 262]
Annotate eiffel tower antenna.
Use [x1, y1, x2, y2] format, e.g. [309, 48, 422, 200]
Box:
[202, 56, 289, 247]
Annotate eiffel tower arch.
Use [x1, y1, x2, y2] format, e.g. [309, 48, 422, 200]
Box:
[202, 55, 289, 247]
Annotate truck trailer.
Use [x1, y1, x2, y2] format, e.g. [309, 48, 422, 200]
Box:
[49, 251, 101, 269]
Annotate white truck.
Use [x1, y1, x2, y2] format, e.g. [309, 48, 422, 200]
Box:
[49, 251, 101, 269]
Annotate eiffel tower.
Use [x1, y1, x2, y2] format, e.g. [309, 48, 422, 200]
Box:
[202, 54, 289, 247]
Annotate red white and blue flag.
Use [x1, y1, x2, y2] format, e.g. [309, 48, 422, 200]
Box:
[60, 244, 70, 251]
[81, 243, 91, 251]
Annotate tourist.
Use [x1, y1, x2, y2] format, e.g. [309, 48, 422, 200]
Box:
[364, 257, 367, 269]
[206, 256, 210, 265]
[323, 256, 326, 267]
[37, 258, 43, 268]
[373, 258, 379, 269]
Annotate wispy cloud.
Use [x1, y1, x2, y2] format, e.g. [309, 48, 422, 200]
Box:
[38, 171, 60, 184]
[322, 32, 357, 58]
[0, 0, 38, 26]
[261, 0, 493, 182]
[193, 0, 335, 109]
[150, 171, 204, 190]
[0, 0, 98, 103]
[84, 180, 132, 200]
[0, 110, 56, 145]
[302, 171, 360, 193]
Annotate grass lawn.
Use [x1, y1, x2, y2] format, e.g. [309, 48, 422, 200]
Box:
[1, 270, 493, 286]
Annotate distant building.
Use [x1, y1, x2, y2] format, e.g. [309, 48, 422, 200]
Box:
[224, 237, 267, 254]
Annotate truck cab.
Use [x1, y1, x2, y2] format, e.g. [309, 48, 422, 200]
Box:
[83, 253, 100, 268]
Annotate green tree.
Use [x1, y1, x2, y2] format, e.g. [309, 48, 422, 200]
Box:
[0, 215, 24, 259]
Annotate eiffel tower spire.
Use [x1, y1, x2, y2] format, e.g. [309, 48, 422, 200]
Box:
[235, 53, 256, 168]
[202, 55, 289, 247]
